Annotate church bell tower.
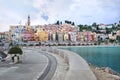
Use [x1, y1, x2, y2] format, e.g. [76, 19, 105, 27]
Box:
[26, 15, 31, 31]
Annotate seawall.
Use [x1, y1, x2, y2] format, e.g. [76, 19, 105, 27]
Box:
[42, 47, 97, 80]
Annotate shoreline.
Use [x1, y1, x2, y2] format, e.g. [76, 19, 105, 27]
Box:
[56, 46, 120, 80]
[89, 64, 120, 80]
[16, 46, 120, 77]
[55, 45, 120, 48]
[57, 48, 120, 80]
[89, 63, 120, 75]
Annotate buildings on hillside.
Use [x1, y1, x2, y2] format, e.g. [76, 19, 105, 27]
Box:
[8, 16, 98, 45]
[1, 16, 120, 46]
[9, 24, 80, 45]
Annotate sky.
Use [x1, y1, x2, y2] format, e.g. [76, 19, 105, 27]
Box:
[0, 0, 120, 32]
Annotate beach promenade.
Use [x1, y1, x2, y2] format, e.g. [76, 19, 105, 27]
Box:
[0, 47, 97, 80]
[45, 47, 97, 80]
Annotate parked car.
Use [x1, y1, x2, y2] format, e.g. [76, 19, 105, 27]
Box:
[0, 51, 7, 61]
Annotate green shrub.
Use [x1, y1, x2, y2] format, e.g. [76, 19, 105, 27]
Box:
[29, 44, 33, 46]
[23, 44, 27, 46]
[35, 44, 40, 46]
[94, 42, 97, 45]
[8, 46, 23, 55]
[53, 44, 56, 46]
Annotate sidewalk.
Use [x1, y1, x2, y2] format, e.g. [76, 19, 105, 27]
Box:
[44, 47, 97, 80]
[61, 49, 97, 80]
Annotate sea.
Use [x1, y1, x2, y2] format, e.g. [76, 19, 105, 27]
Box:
[62, 46, 120, 74]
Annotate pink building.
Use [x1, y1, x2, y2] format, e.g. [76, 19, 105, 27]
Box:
[22, 30, 31, 41]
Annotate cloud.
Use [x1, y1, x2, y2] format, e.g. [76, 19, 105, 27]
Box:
[32, 0, 72, 23]
[0, 6, 27, 32]
[27, 0, 119, 22]
[31, 13, 48, 25]
[0, 0, 120, 32]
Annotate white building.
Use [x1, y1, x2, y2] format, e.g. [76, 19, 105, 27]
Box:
[70, 32, 76, 42]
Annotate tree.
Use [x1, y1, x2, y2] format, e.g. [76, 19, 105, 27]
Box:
[97, 36, 102, 45]
[87, 26, 92, 31]
[8, 46, 23, 55]
[71, 22, 75, 25]
[92, 22, 100, 32]
[117, 36, 120, 43]
[109, 39, 115, 43]
[92, 22, 97, 27]
[105, 27, 111, 34]
[96, 26, 99, 31]
[78, 24, 92, 31]
[65, 20, 71, 24]
[112, 24, 115, 30]
[8, 46, 23, 63]
[56, 32, 58, 41]
[65, 20, 68, 24]
[56, 20, 60, 25]
[60, 21, 62, 24]
[78, 24, 84, 31]
[118, 24, 120, 29]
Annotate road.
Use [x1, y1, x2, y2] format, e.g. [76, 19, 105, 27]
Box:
[37, 50, 57, 80]
[0, 48, 57, 80]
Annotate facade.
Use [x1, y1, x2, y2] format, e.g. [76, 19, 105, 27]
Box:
[64, 33, 69, 41]
[9, 20, 100, 45]
[9, 15, 120, 45]
[109, 34, 116, 40]
[37, 31, 48, 42]
[116, 30, 120, 42]
[69, 32, 76, 42]
[22, 30, 31, 41]
[58, 32, 64, 42]
[9, 25, 25, 45]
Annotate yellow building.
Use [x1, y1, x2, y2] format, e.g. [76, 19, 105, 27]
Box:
[26, 25, 31, 31]
[9, 26, 16, 43]
[36, 28, 48, 42]
[64, 33, 69, 41]
[8, 31, 12, 43]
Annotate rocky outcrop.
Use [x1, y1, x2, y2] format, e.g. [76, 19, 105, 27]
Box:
[90, 64, 120, 80]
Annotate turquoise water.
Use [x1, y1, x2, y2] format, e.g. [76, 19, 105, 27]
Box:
[62, 46, 120, 73]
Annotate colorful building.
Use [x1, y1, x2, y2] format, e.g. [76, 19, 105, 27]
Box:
[58, 32, 64, 42]
[69, 32, 76, 42]
[36, 27, 49, 42]
[116, 30, 120, 42]
[9, 16, 83, 44]
[64, 33, 69, 41]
